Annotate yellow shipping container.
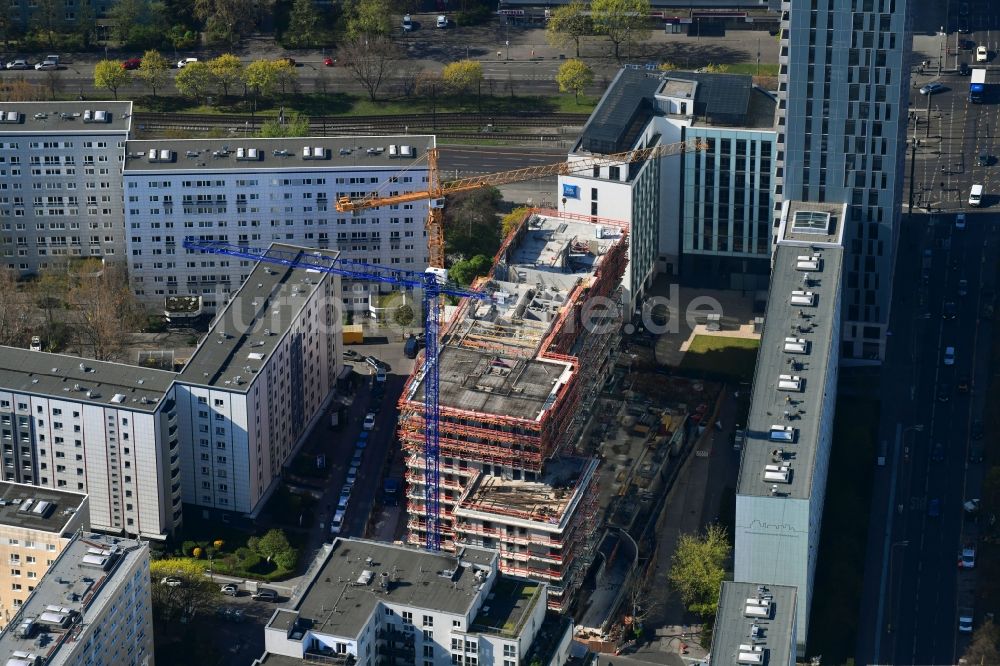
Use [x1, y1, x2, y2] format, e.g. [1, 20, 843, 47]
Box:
[342, 324, 364, 345]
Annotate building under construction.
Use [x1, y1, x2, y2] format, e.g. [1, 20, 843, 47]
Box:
[399, 209, 629, 612]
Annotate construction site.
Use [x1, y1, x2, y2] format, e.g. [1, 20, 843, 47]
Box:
[398, 208, 629, 611]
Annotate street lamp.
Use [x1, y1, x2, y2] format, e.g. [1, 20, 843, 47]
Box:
[939, 27, 945, 75]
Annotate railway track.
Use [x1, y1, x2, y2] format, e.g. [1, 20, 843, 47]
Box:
[133, 111, 588, 134]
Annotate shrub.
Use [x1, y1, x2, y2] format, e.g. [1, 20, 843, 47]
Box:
[455, 5, 491, 25]
[192, 547, 203, 558]
[181, 540, 199, 556]
[235, 546, 252, 559]
[274, 548, 298, 571]
[213, 539, 225, 550]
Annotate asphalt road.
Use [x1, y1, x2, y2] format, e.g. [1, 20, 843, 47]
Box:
[857, 210, 997, 665]
[437, 145, 568, 177]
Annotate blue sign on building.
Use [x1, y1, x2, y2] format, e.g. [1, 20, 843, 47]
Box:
[562, 184, 580, 199]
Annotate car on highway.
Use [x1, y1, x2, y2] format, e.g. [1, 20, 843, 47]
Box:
[177, 57, 198, 68]
[927, 498, 941, 517]
[376, 368, 387, 383]
[402, 14, 413, 31]
[323, 57, 335, 66]
[936, 383, 950, 402]
[919, 82, 944, 95]
[436, 14, 448, 28]
[969, 441, 984, 463]
[955, 213, 966, 229]
[978, 152, 991, 167]
[363, 412, 376, 431]
[220, 583, 239, 596]
[251, 588, 278, 602]
[958, 279, 968, 296]
[959, 1, 969, 15]
[942, 301, 957, 319]
[34, 59, 58, 70]
[960, 62, 971, 76]
[959, 607, 974, 633]
[971, 419, 984, 440]
[957, 375, 969, 393]
[976, 46, 988, 62]
[5, 59, 29, 70]
[122, 57, 141, 70]
[943, 346, 955, 365]
[931, 442, 945, 462]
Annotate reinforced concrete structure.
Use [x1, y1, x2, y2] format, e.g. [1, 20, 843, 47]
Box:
[254, 538, 572, 666]
[0, 102, 132, 275]
[123, 136, 432, 314]
[399, 209, 628, 611]
[0, 483, 88, 627]
[709, 582, 797, 666]
[774, 0, 911, 360]
[734, 200, 845, 653]
[0, 531, 153, 666]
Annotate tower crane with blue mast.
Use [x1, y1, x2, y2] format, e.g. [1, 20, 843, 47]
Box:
[181, 240, 490, 551]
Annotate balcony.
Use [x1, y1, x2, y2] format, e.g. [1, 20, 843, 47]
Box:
[303, 650, 356, 665]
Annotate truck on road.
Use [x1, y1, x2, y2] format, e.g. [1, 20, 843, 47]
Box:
[970, 68, 987, 103]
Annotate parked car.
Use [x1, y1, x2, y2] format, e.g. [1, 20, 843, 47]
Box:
[177, 57, 198, 69]
[976, 46, 988, 62]
[958, 279, 968, 296]
[160, 577, 183, 587]
[955, 213, 966, 229]
[346, 466, 358, 486]
[978, 152, 991, 167]
[943, 346, 955, 365]
[34, 59, 58, 70]
[220, 583, 239, 596]
[330, 509, 345, 535]
[122, 58, 141, 70]
[343, 349, 362, 361]
[436, 14, 448, 28]
[969, 442, 984, 463]
[251, 588, 278, 602]
[351, 449, 363, 467]
[323, 57, 336, 66]
[376, 368, 387, 383]
[959, 607, 974, 633]
[919, 82, 944, 95]
[363, 412, 376, 431]
[29, 336, 42, 351]
[942, 301, 957, 319]
[960, 62, 971, 76]
[5, 59, 29, 70]
[402, 14, 413, 31]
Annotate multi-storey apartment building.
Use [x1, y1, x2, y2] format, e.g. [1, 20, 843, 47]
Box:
[256, 538, 572, 666]
[0, 243, 344, 537]
[558, 68, 777, 296]
[0, 102, 131, 274]
[0, 348, 182, 539]
[0, 532, 153, 666]
[774, 0, 911, 360]
[123, 136, 433, 313]
[173, 243, 342, 517]
[709, 582, 797, 666]
[734, 200, 844, 652]
[399, 210, 626, 611]
[0, 483, 89, 627]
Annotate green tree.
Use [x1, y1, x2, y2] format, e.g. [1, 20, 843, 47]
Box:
[274, 59, 297, 95]
[394, 304, 414, 327]
[668, 524, 730, 618]
[251, 529, 292, 563]
[556, 58, 593, 102]
[545, 1, 591, 58]
[259, 112, 309, 137]
[149, 559, 218, 622]
[962, 619, 1000, 666]
[94, 60, 130, 100]
[501, 206, 530, 238]
[31, 0, 62, 49]
[345, 0, 392, 38]
[443, 187, 502, 260]
[109, 0, 142, 43]
[448, 254, 493, 286]
[442, 59, 483, 94]
[284, 0, 320, 47]
[207, 53, 243, 97]
[137, 50, 171, 96]
[194, 0, 254, 47]
[167, 24, 198, 50]
[174, 60, 214, 102]
[591, 0, 652, 62]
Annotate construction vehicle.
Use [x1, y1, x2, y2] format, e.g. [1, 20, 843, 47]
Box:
[186, 138, 702, 550]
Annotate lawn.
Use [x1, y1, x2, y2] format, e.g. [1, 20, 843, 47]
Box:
[725, 62, 780, 77]
[678, 335, 760, 382]
[134, 91, 596, 117]
[806, 393, 880, 664]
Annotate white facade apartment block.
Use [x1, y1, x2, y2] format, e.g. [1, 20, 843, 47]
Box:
[0, 349, 182, 540]
[123, 136, 433, 312]
[0, 102, 132, 275]
[0, 532, 154, 666]
[173, 244, 342, 516]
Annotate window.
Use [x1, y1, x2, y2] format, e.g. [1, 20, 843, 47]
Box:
[503, 645, 516, 657]
[402, 611, 413, 625]
[423, 615, 433, 628]
[423, 645, 434, 658]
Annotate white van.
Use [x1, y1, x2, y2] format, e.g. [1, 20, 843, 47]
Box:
[330, 510, 345, 535]
[969, 184, 983, 207]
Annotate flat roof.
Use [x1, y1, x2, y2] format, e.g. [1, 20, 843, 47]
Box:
[778, 200, 848, 246]
[124, 135, 435, 172]
[0, 101, 132, 133]
[455, 457, 598, 530]
[284, 538, 497, 640]
[0, 482, 86, 535]
[737, 225, 843, 500]
[470, 577, 542, 638]
[177, 243, 338, 391]
[406, 213, 623, 419]
[710, 582, 796, 666]
[0, 347, 174, 413]
[0, 532, 146, 660]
